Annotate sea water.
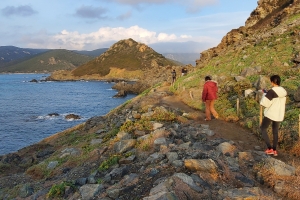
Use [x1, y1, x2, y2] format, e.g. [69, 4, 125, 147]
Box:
[0, 74, 135, 155]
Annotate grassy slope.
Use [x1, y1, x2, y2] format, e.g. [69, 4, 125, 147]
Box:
[0, 49, 94, 73]
[171, 12, 300, 151]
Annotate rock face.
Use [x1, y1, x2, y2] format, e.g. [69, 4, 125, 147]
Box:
[245, 0, 294, 28]
[196, 0, 300, 68]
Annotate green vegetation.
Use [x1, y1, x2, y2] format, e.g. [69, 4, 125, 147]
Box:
[98, 154, 121, 171]
[120, 119, 153, 134]
[47, 181, 75, 198]
[103, 127, 120, 143]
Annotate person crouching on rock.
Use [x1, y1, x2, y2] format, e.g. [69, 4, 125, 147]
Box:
[202, 76, 219, 121]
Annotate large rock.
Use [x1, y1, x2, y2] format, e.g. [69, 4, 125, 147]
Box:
[113, 90, 127, 98]
[114, 139, 136, 153]
[65, 114, 81, 120]
[79, 184, 104, 200]
[184, 159, 218, 173]
[262, 157, 296, 176]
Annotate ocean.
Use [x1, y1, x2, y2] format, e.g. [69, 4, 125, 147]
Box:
[0, 74, 136, 156]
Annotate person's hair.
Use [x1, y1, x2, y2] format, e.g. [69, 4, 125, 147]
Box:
[270, 75, 281, 86]
[205, 76, 211, 81]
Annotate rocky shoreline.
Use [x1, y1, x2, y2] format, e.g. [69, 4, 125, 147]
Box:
[0, 85, 298, 199]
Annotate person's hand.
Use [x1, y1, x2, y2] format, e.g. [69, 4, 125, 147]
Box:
[263, 89, 268, 93]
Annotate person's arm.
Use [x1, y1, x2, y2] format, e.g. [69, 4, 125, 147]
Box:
[260, 89, 276, 108]
[202, 84, 207, 102]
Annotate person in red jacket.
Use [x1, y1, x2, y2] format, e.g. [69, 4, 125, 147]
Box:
[202, 76, 219, 121]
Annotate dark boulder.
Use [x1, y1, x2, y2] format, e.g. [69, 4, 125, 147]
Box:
[65, 114, 81, 120]
[48, 113, 59, 117]
[29, 79, 38, 83]
[113, 90, 127, 98]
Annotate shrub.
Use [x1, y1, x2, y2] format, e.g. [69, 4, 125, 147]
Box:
[120, 119, 152, 134]
[98, 154, 121, 171]
[103, 127, 119, 143]
[47, 181, 75, 198]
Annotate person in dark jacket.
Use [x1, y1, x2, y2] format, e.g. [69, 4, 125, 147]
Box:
[171, 69, 176, 86]
[260, 75, 287, 156]
[202, 76, 219, 121]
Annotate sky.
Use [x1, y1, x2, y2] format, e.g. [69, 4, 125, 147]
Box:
[0, 0, 258, 53]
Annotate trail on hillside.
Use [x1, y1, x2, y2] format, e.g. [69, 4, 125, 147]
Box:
[157, 86, 296, 165]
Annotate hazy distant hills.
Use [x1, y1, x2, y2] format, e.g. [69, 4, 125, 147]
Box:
[73, 48, 108, 57]
[163, 53, 198, 65]
[0, 47, 109, 73]
[1, 49, 96, 73]
[0, 45, 198, 73]
[0, 46, 48, 64]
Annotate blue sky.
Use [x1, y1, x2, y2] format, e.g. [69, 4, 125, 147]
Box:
[0, 0, 258, 53]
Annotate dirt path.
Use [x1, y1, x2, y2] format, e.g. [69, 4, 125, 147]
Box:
[157, 86, 295, 164]
[161, 94, 265, 150]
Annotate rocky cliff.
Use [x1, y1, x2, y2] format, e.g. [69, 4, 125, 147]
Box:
[196, 0, 299, 68]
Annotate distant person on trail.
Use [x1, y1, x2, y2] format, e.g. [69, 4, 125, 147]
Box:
[260, 75, 287, 157]
[181, 67, 188, 76]
[171, 69, 176, 86]
[202, 76, 219, 121]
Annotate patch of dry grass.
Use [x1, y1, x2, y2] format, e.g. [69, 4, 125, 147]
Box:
[255, 163, 300, 200]
[290, 141, 300, 156]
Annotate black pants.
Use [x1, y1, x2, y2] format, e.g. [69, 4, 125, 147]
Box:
[260, 117, 280, 150]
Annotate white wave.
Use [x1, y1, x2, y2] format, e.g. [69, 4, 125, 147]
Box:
[37, 114, 60, 120]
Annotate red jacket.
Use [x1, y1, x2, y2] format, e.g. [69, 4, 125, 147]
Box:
[202, 80, 218, 101]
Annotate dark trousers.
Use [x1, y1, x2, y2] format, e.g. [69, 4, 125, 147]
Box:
[260, 117, 280, 150]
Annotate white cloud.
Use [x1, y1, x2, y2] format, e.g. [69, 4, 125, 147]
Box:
[16, 25, 217, 53]
[180, 35, 192, 39]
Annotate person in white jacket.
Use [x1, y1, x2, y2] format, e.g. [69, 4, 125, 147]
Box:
[260, 75, 287, 156]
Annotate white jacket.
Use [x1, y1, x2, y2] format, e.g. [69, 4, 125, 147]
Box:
[260, 86, 287, 122]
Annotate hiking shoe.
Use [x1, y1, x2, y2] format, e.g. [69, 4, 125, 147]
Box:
[265, 149, 274, 155]
[273, 150, 278, 156]
[205, 118, 211, 121]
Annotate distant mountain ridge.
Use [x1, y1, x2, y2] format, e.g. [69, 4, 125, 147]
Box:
[0, 49, 97, 73]
[163, 53, 199, 65]
[0, 47, 108, 73]
[0, 46, 48, 64]
[0, 45, 196, 73]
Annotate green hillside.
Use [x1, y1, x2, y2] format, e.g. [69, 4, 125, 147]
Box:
[0, 49, 94, 73]
[72, 38, 179, 77]
[172, 2, 300, 150]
